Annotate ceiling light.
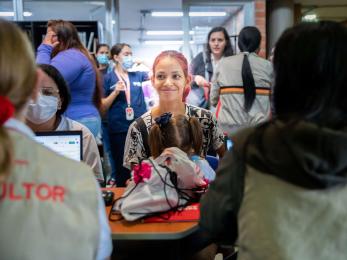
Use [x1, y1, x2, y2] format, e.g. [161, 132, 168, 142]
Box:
[146, 30, 194, 36]
[189, 12, 226, 17]
[151, 12, 183, 17]
[112, 20, 116, 25]
[144, 40, 194, 45]
[303, 14, 317, 21]
[0, 11, 32, 17]
[151, 11, 227, 17]
[85, 1, 105, 6]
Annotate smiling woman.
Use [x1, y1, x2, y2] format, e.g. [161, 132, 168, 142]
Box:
[123, 50, 225, 173]
[35, 20, 102, 138]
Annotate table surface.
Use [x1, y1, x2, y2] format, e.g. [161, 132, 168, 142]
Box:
[104, 188, 199, 240]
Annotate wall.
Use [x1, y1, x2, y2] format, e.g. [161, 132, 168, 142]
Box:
[255, 0, 267, 58]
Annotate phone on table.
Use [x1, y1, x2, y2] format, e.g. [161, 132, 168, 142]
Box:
[102, 190, 114, 206]
[225, 136, 233, 151]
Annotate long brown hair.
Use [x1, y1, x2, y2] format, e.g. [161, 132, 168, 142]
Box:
[47, 20, 102, 110]
[0, 19, 37, 180]
[149, 114, 202, 158]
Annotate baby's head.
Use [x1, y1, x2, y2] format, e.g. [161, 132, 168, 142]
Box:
[149, 113, 202, 158]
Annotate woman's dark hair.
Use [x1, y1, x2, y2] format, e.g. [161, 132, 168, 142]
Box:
[94, 43, 110, 69]
[47, 20, 102, 111]
[206, 26, 234, 58]
[38, 64, 71, 116]
[273, 21, 347, 128]
[96, 43, 109, 54]
[110, 43, 131, 60]
[149, 115, 203, 159]
[48, 20, 87, 58]
[238, 26, 262, 112]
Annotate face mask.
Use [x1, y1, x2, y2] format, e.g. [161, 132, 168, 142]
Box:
[121, 55, 134, 70]
[26, 94, 58, 124]
[97, 54, 109, 65]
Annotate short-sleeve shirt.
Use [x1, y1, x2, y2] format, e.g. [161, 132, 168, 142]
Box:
[123, 104, 225, 169]
[103, 70, 149, 133]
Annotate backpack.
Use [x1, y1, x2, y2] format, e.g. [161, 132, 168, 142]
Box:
[112, 147, 207, 221]
[135, 117, 151, 158]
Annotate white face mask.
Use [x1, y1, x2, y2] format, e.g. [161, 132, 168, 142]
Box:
[26, 94, 58, 124]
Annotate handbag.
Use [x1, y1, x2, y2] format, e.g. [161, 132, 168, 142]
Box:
[112, 147, 207, 221]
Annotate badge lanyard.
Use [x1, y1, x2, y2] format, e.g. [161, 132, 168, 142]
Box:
[115, 71, 134, 121]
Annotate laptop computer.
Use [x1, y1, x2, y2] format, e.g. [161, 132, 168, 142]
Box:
[35, 131, 83, 161]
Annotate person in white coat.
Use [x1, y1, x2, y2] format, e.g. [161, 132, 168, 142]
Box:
[0, 19, 112, 259]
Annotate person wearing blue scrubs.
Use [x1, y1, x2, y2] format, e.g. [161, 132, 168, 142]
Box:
[103, 43, 148, 187]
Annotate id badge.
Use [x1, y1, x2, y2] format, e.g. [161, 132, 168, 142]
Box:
[125, 106, 134, 121]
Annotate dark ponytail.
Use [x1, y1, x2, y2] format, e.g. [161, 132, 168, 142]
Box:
[149, 117, 179, 159]
[149, 114, 203, 158]
[188, 117, 203, 156]
[238, 26, 261, 112]
[149, 124, 164, 159]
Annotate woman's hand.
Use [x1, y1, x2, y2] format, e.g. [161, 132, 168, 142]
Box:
[133, 58, 143, 66]
[43, 29, 59, 48]
[111, 81, 126, 95]
[194, 75, 210, 88]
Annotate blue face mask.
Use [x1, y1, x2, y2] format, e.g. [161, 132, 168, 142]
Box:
[97, 54, 109, 65]
[121, 55, 134, 70]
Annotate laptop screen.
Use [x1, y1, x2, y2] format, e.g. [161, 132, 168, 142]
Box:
[35, 131, 83, 161]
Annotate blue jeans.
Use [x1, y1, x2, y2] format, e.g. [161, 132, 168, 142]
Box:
[75, 116, 101, 138]
[109, 132, 130, 187]
[102, 121, 116, 180]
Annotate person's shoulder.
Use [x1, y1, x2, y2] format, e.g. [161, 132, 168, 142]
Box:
[129, 70, 146, 76]
[130, 110, 152, 128]
[230, 125, 259, 154]
[252, 53, 271, 63]
[195, 52, 204, 59]
[140, 110, 152, 120]
[262, 58, 273, 69]
[218, 55, 240, 68]
[251, 54, 274, 74]
[58, 48, 83, 57]
[223, 53, 241, 62]
[186, 104, 214, 118]
[11, 130, 96, 192]
[68, 118, 94, 140]
[104, 70, 114, 80]
[192, 52, 204, 63]
[33, 135, 94, 177]
[57, 48, 89, 65]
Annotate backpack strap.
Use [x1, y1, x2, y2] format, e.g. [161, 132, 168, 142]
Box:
[202, 51, 209, 81]
[135, 117, 151, 158]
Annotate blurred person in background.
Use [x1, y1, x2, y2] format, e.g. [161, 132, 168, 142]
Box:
[26, 64, 104, 183]
[103, 43, 149, 187]
[187, 26, 234, 109]
[95, 43, 111, 75]
[94, 43, 116, 185]
[210, 26, 273, 135]
[36, 19, 102, 138]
